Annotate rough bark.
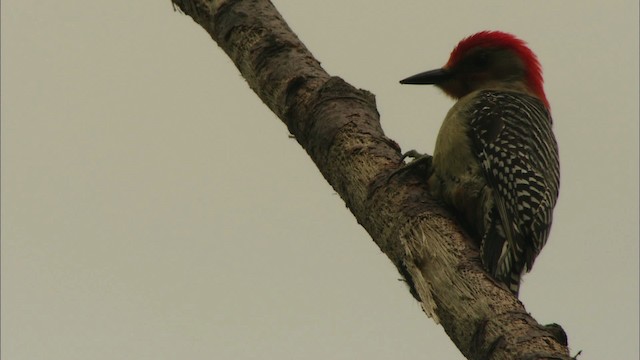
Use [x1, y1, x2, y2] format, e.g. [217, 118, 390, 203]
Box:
[171, 1, 572, 359]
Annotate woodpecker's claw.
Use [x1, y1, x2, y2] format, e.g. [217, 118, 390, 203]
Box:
[400, 150, 429, 163]
[387, 150, 433, 183]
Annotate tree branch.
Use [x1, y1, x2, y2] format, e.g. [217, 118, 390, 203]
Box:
[171, 1, 571, 358]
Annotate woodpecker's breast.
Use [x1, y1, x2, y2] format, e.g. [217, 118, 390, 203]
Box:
[429, 91, 489, 232]
[431, 93, 481, 175]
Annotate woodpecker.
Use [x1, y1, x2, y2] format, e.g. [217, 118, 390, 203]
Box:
[400, 31, 559, 296]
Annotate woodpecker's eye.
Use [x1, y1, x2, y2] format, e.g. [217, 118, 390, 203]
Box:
[472, 51, 490, 69]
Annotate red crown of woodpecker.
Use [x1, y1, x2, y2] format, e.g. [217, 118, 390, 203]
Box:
[447, 31, 548, 107]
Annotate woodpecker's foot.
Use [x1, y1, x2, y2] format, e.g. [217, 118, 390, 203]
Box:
[387, 150, 433, 183]
[400, 149, 427, 162]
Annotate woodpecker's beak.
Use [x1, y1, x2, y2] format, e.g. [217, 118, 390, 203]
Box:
[399, 68, 452, 85]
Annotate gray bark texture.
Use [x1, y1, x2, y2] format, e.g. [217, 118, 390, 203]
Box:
[171, 1, 572, 359]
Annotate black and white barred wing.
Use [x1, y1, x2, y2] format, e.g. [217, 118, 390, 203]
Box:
[469, 91, 560, 285]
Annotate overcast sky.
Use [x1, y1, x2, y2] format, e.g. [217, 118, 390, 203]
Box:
[2, 1, 638, 359]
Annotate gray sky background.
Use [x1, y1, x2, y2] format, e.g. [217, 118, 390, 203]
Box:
[2, 1, 638, 359]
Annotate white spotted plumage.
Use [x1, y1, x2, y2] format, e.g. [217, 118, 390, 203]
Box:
[469, 90, 559, 294]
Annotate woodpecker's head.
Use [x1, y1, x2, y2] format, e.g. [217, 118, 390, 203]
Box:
[400, 31, 548, 107]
